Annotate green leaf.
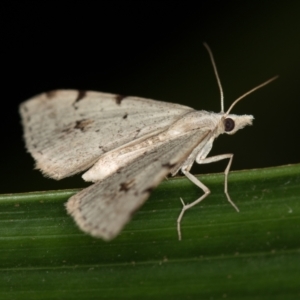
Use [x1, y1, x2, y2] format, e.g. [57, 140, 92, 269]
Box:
[1, 164, 300, 299]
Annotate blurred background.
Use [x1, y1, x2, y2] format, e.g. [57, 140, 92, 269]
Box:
[1, 1, 299, 193]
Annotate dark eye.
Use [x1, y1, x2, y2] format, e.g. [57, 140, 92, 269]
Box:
[224, 118, 235, 132]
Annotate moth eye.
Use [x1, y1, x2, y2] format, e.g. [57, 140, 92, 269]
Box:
[224, 118, 235, 132]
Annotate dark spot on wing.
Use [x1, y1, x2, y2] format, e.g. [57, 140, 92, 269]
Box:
[119, 179, 135, 192]
[72, 90, 87, 109]
[143, 187, 154, 194]
[162, 162, 177, 169]
[115, 94, 126, 105]
[46, 90, 58, 99]
[74, 119, 94, 132]
[98, 146, 106, 153]
[134, 128, 141, 138]
[123, 113, 128, 119]
[75, 90, 87, 103]
[78, 210, 91, 225]
[61, 127, 73, 134]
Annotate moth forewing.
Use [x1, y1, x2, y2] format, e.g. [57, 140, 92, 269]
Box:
[20, 90, 193, 180]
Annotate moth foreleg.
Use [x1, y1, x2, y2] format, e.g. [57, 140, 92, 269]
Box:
[196, 154, 239, 212]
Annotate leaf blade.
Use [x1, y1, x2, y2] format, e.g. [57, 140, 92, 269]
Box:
[1, 164, 300, 299]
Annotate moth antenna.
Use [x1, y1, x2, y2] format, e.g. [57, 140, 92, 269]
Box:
[225, 75, 279, 115]
[203, 42, 224, 113]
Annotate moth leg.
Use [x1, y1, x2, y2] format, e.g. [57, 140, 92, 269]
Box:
[177, 154, 238, 241]
[177, 168, 211, 241]
[196, 154, 239, 212]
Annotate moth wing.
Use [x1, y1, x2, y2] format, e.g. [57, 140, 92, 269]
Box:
[20, 90, 194, 179]
[66, 129, 211, 241]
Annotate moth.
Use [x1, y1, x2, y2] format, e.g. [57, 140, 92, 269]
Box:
[20, 44, 277, 241]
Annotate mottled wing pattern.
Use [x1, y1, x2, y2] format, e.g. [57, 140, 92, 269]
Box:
[66, 129, 210, 240]
[20, 90, 193, 179]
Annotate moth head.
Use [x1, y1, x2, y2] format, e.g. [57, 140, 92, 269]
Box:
[217, 71, 277, 136]
[222, 114, 254, 135]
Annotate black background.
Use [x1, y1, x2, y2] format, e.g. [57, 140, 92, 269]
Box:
[1, 1, 299, 193]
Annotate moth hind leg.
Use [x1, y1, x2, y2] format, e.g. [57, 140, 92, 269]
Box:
[177, 167, 211, 241]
